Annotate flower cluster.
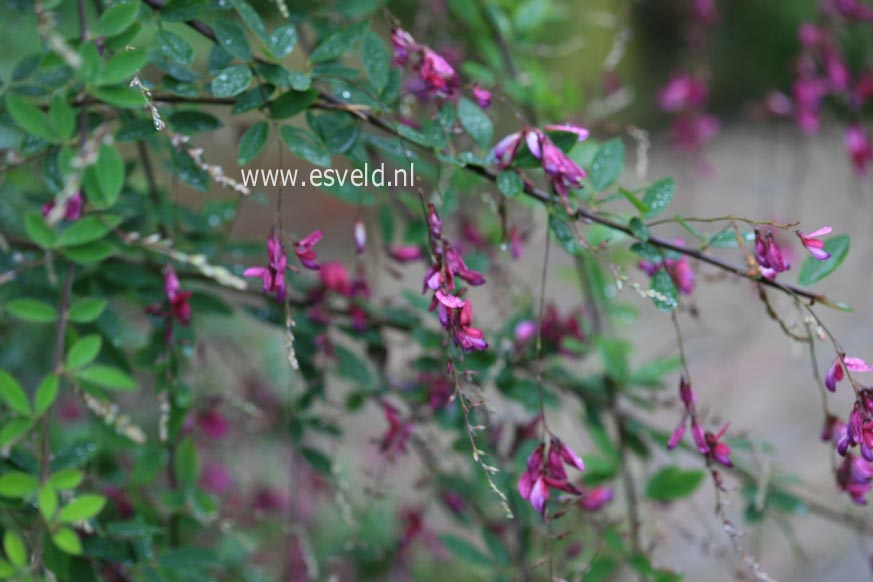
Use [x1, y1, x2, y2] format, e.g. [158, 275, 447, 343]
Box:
[514, 304, 588, 356]
[658, 73, 719, 152]
[391, 28, 460, 99]
[754, 225, 832, 280]
[380, 402, 413, 458]
[42, 190, 83, 222]
[422, 204, 489, 352]
[518, 437, 586, 513]
[493, 124, 589, 210]
[822, 383, 873, 504]
[667, 377, 732, 468]
[244, 229, 322, 302]
[145, 266, 192, 342]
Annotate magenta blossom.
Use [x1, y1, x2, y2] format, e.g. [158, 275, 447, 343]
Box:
[354, 218, 366, 255]
[669, 113, 719, 151]
[544, 123, 590, 142]
[319, 261, 352, 296]
[145, 266, 192, 341]
[200, 463, 232, 495]
[518, 437, 586, 513]
[391, 28, 417, 66]
[472, 84, 492, 108]
[796, 226, 832, 260]
[837, 453, 873, 505]
[825, 355, 873, 392]
[42, 190, 83, 222]
[667, 377, 732, 468]
[658, 74, 709, 112]
[197, 409, 229, 439]
[639, 242, 695, 296]
[294, 230, 323, 270]
[387, 244, 424, 262]
[845, 124, 873, 176]
[244, 230, 288, 302]
[390, 29, 459, 99]
[380, 403, 412, 457]
[579, 486, 614, 511]
[754, 230, 790, 279]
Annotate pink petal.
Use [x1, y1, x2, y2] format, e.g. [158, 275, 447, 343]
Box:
[559, 443, 585, 472]
[435, 290, 465, 309]
[806, 226, 832, 237]
[845, 357, 873, 372]
[806, 246, 831, 261]
[243, 266, 268, 278]
[529, 476, 548, 513]
[667, 421, 687, 450]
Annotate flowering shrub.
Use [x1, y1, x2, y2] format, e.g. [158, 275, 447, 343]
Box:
[0, 1, 870, 581]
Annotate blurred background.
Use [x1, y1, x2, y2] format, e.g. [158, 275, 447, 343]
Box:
[2, 0, 873, 580]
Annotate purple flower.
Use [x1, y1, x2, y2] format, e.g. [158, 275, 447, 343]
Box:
[472, 84, 492, 108]
[391, 28, 417, 66]
[825, 355, 873, 392]
[319, 261, 352, 296]
[638, 243, 696, 296]
[354, 218, 366, 255]
[579, 486, 614, 511]
[200, 463, 232, 495]
[796, 226, 832, 260]
[381, 403, 412, 457]
[419, 47, 460, 98]
[197, 409, 229, 439]
[294, 230, 323, 270]
[544, 123, 590, 142]
[837, 453, 873, 505]
[518, 438, 586, 513]
[845, 124, 873, 176]
[754, 230, 790, 279]
[42, 190, 83, 222]
[387, 244, 424, 262]
[658, 74, 709, 112]
[244, 230, 288, 302]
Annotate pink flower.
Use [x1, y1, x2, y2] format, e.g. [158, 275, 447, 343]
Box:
[540, 135, 586, 206]
[42, 190, 83, 222]
[294, 230, 322, 270]
[319, 261, 351, 295]
[837, 453, 873, 505]
[798, 23, 822, 48]
[419, 47, 459, 98]
[518, 438, 586, 513]
[669, 113, 719, 151]
[492, 130, 526, 168]
[146, 266, 192, 341]
[380, 403, 412, 457]
[391, 28, 417, 66]
[453, 300, 488, 352]
[544, 123, 590, 142]
[638, 243, 695, 296]
[514, 320, 537, 344]
[579, 486, 614, 511]
[472, 84, 492, 108]
[705, 423, 733, 468]
[793, 77, 826, 134]
[200, 463, 232, 495]
[354, 218, 366, 255]
[387, 244, 423, 262]
[825, 355, 873, 392]
[244, 230, 288, 302]
[658, 74, 709, 112]
[754, 230, 790, 279]
[796, 226, 832, 260]
[197, 409, 229, 439]
[845, 124, 873, 176]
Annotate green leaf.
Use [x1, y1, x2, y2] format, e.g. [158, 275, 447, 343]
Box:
[645, 466, 705, 501]
[230, 0, 268, 41]
[497, 170, 524, 198]
[49, 469, 84, 490]
[88, 144, 125, 208]
[213, 19, 252, 62]
[34, 374, 59, 416]
[211, 65, 252, 98]
[268, 24, 297, 58]
[76, 365, 136, 391]
[96, 2, 140, 37]
[310, 22, 366, 63]
[438, 534, 492, 567]
[269, 89, 317, 119]
[51, 527, 82, 555]
[650, 269, 678, 312]
[161, 0, 208, 22]
[549, 214, 580, 256]
[168, 110, 223, 133]
[360, 31, 389, 91]
[0, 419, 32, 448]
[280, 126, 331, 167]
[300, 447, 332, 476]
[25, 213, 56, 248]
[58, 494, 107, 523]
[238, 120, 269, 165]
[642, 178, 675, 219]
[175, 438, 198, 489]
[68, 298, 107, 323]
[0, 370, 32, 416]
[0, 472, 38, 498]
[6, 299, 58, 323]
[92, 85, 145, 108]
[619, 188, 651, 215]
[38, 485, 58, 520]
[457, 97, 493, 149]
[49, 93, 75, 140]
[155, 30, 194, 66]
[66, 335, 103, 370]
[798, 234, 850, 286]
[55, 215, 117, 248]
[62, 241, 117, 264]
[589, 138, 624, 191]
[0, 559, 14, 577]
[97, 49, 149, 86]
[334, 345, 373, 389]
[6, 94, 55, 141]
[2, 531, 25, 569]
[629, 217, 649, 241]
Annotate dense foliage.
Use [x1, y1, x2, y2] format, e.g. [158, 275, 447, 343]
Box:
[0, 0, 872, 581]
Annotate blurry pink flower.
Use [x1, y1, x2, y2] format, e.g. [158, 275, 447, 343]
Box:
[197, 409, 229, 439]
[798, 23, 822, 48]
[387, 244, 423, 262]
[472, 84, 492, 108]
[845, 124, 873, 175]
[669, 113, 719, 151]
[380, 403, 412, 457]
[692, 0, 719, 25]
[419, 47, 459, 98]
[796, 226, 832, 260]
[354, 218, 366, 255]
[252, 487, 289, 512]
[579, 486, 614, 511]
[793, 77, 826, 134]
[200, 463, 232, 495]
[705, 423, 733, 468]
[391, 28, 417, 66]
[658, 74, 708, 112]
[826, 355, 873, 392]
[544, 123, 590, 142]
[319, 261, 352, 295]
[837, 453, 873, 505]
[294, 230, 323, 270]
[42, 190, 83, 222]
[518, 438, 586, 513]
[514, 320, 537, 344]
